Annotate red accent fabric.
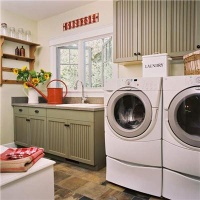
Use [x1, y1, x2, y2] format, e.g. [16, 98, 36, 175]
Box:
[0, 147, 44, 173]
[0, 147, 44, 160]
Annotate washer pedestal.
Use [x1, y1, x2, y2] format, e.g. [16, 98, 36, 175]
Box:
[106, 157, 162, 197]
[163, 168, 200, 200]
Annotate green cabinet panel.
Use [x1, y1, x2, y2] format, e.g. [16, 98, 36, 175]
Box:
[68, 120, 94, 165]
[13, 106, 47, 150]
[47, 109, 94, 122]
[14, 115, 29, 147]
[47, 118, 69, 157]
[29, 116, 46, 149]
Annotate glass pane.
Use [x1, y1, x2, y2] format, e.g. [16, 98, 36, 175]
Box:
[60, 65, 78, 89]
[114, 95, 145, 130]
[177, 95, 200, 137]
[84, 37, 112, 88]
[58, 44, 78, 89]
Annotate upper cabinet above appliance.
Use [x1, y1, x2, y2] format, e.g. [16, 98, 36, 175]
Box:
[113, 0, 200, 63]
[166, 0, 200, 57]
[113, 0, 167, 63]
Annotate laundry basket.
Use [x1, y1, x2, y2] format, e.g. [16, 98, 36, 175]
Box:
[183, 50, 200, 75]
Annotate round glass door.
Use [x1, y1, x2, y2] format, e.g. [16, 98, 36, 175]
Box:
[168, 87, 200, 148]
[107, 89, 152, 138]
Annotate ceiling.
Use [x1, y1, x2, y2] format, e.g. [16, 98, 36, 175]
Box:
[1, 0, 97, 21]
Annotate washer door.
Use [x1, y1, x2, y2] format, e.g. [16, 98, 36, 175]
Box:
[107, 89, 152, 138]
[168, 87, 200, 148]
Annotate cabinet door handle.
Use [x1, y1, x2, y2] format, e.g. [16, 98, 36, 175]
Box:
[26, 119, 30, 122]
[197, 45, 200, 49]
[35, 110, 39, 113]
[64, 124, 70, 127]
[134, 52, 141, 56]
[19, 109, 23, 112]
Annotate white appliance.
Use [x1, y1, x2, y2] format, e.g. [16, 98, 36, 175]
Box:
[162, 75, 200, 200]
[104, 77, 162, 197]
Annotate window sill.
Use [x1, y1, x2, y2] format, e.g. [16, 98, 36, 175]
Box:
[67, 89, 104, 97]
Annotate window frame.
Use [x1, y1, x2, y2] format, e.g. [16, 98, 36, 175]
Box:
[49, 25, 117, 97]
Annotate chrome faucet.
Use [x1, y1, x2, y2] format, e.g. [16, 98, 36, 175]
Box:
[74, 80, 87, 103]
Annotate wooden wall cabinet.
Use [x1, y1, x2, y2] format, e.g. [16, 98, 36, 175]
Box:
[0, 35, 39, 85]
[113, 0, 200, 63]
[113, 0, 167, 63]
[166, 0, 200, 57]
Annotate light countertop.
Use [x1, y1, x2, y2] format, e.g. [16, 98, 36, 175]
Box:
[12, 103, 105, 111]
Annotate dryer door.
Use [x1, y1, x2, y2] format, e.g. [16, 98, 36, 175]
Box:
[168, 87, 200, 148]
[107, 89, 152, 138]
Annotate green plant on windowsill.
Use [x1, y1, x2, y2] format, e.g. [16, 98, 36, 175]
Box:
[13, 66, 52, 88]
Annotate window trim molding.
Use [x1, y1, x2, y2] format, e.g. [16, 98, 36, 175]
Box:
[49, 24, 113, 46]
[49, 24, 117, 97]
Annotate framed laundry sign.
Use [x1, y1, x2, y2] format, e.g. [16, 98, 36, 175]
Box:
[63, 13, 99, 31]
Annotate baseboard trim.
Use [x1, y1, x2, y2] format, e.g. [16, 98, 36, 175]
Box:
[2, 142, 17, 148]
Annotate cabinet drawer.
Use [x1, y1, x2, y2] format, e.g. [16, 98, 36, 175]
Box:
[47, 109, 94, 122]
[29, 108, 46, 117]
[14, 106, 29, 115]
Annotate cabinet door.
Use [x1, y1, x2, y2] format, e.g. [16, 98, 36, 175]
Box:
[138, 0, 167, 60]
[113, 0, 138, 62]
[14, 115, 29, 147]
[166, 0, 200, 57]
[68, 120, 94, 165]
[29, 116, 47, 150]
[47, 118, 69, 157]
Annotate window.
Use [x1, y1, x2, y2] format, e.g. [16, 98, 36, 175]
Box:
[57, 43, 78, 89]
[56, 35, 113, 89]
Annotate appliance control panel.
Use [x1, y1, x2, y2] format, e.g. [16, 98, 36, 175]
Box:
[120, 78, 161, 90]
[186, 76, 200, 86]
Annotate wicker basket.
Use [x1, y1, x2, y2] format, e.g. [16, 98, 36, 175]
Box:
[183, 50, 200, 75]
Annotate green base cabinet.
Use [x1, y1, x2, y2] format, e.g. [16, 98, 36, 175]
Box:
[13, 106, 47, 150]
[14, 107, 29, 147]
[47, 117, 69, 157]
[13, 106, 105, 169]
[47, 109, 105, 168]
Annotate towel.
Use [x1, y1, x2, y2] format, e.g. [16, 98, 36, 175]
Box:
[0, 147, 44, 173]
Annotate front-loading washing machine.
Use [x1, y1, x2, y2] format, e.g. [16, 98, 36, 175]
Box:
[104, 77, 162, 197]
[162, 75, 200, 200]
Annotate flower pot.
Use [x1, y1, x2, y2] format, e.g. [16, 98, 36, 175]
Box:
[23, 87, 39, 104]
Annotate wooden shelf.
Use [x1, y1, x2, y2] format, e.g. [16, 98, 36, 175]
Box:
[2, 80, 24, 84]
[0, 35, 40, 85]
[2, 53, 35, 62]
[0, 35, 39, 46]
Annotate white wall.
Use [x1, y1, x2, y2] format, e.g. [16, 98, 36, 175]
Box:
[37, 0, 113, 72]
[0, 10, 38, 144]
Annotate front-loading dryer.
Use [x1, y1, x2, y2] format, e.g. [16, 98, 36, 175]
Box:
[104, 77, 162, 197]
[162, 75, 200, 200]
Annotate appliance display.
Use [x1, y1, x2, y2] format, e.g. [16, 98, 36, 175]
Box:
[104, 77, 162, 197]
[162, 75, 200, 200]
